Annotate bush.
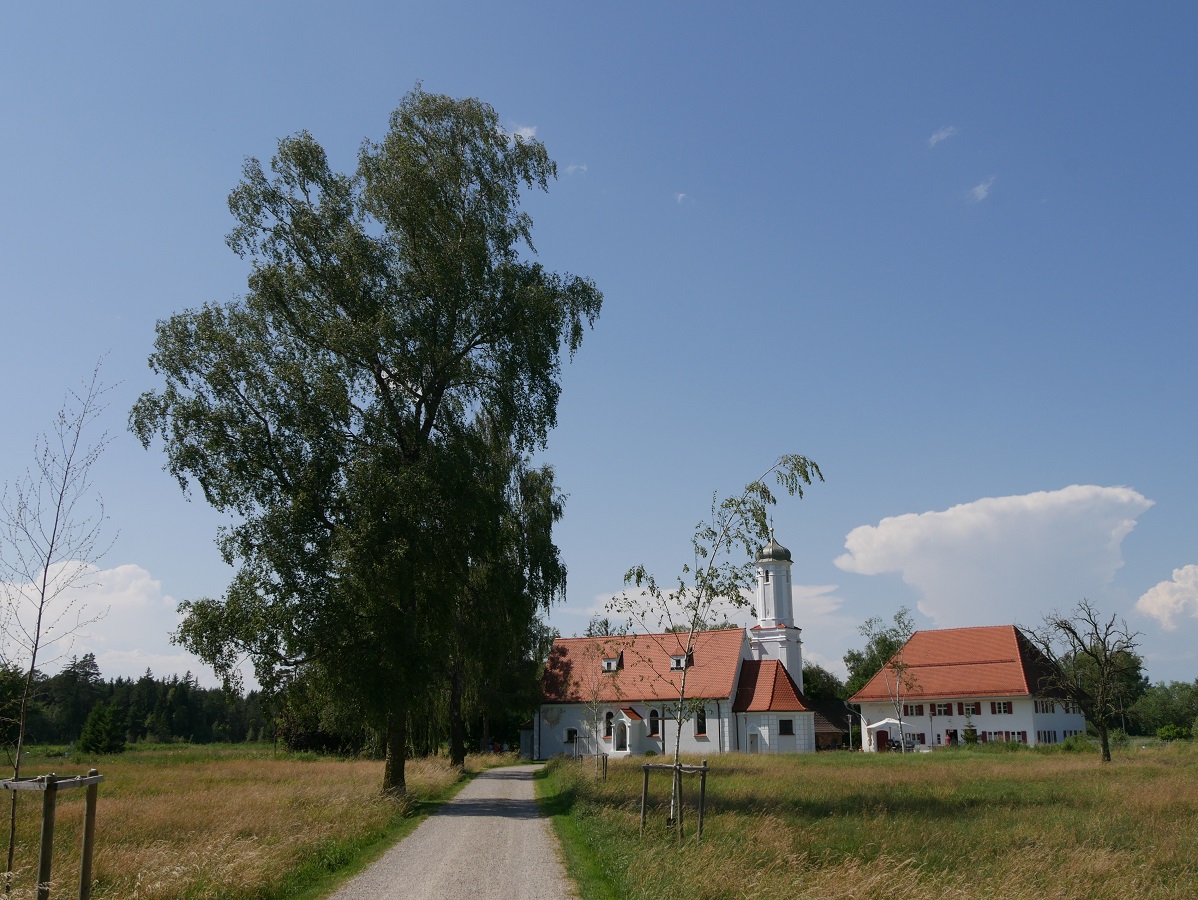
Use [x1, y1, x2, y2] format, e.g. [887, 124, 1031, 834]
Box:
[1156, 724, 1190, 742]
[1061, 734, 1094, 752]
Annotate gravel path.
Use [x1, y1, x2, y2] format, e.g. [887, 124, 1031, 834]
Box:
[326, 764, 573, 900]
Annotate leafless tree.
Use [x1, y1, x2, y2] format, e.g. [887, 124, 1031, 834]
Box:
[0, 364, 113, 887]
[1022, 599, 1142, 762]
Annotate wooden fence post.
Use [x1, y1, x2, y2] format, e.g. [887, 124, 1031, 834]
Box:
[640, 766, 648, 835]
[78, 769, 99, 900]
[36, 774, 57, 900]
[697, 760, 708, 841]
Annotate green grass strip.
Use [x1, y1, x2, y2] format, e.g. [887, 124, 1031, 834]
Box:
[534, 765, 621, 900]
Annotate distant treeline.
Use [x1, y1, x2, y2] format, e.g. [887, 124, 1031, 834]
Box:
[1, 650, 538, 756]
[2, 654, 273, 747]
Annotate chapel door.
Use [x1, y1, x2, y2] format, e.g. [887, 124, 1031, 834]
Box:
[615, 723, 627, 751]
[748, 732, 759, 753]
[876, 731, 889, 751]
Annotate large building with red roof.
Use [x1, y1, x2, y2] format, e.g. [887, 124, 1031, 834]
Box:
[849, 625, 1086, 751]
[535, 535, 823, 758]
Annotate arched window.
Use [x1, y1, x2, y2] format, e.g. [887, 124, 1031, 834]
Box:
[649, 709, 660, 736]
[694, 707, 707, 737]
[604, 711, 614, 738]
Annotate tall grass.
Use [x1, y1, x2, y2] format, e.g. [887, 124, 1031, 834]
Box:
[4, 744, 506, 899]
[541, 743, 1198, 898]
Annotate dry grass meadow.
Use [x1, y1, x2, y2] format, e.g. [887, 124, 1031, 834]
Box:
[4, 744, 507, 899]
[541, 742, 1198, 899]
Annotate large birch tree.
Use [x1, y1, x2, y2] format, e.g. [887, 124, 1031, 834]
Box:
[131, 88, 600, 793]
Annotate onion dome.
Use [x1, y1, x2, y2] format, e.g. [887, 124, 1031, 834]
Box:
[756, 534, 792, 563]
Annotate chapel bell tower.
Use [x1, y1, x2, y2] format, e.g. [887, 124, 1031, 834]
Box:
[749, 531, 804, 688]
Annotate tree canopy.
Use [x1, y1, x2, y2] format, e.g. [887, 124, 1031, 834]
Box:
[842, 607, 914, 700]
[1023, 600, 1142, 762]
[131, 88, 601, 792]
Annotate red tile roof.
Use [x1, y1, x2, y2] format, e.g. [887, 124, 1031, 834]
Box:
[849, 625, 1061, 703]
[541, 629, 747, 704]
[732, 659, 810, 712]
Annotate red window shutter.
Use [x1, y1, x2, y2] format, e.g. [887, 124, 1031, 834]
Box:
[957, 702, 964, 716]
[991, 701, 997, 715]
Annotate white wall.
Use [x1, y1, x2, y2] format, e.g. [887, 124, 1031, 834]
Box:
[736, 712, 816, 754]
[535, 701, 732, 759]
[857, 697, 1087, 751]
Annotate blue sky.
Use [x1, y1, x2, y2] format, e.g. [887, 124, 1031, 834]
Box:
[2, 3, 1196, 685]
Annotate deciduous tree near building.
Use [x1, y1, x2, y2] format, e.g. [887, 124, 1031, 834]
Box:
[1023, 599, 1142, 763]
[612, 455, 822, 821]
[132, 88, 601, 794]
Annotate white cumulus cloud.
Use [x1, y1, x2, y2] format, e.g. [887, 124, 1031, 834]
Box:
[1137, 565, 1198, 630]
[970, 176, 996, 201]
[2, 562, 240, 686]
[565, 163, 588, 176]
[835, 486, 1153, 628]
[512, 125, 537, 140]
[928, 125, 958, 148]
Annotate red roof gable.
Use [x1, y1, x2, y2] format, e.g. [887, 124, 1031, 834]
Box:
[541, 629, 746, 704]
[849, 625, 1060, 703]
[732, 659, 810, 712]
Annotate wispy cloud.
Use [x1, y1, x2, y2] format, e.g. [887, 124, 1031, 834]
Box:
[835, 485, 1153, 628]
[565, 163, 588, 176]
[928, 125, 958, 148]
[970, 176, 996, 202]
[1137, 565, 1198, 630]
[674, 192, 688, 204]
[512, 125, 537, 141]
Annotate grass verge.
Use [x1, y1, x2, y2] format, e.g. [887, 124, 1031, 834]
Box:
[533, 766, 619, 900]
[2, 745, 517, 899]
[541, 742, 1198, 899]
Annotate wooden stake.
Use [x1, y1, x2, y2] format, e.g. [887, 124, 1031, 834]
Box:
[697, 759, 708, 841]
[78, 769, 99, 900]
[640, 766, 648, 835]
[36, 775, 56, 900]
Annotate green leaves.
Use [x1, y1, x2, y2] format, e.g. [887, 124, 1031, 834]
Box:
[131, 90, 600, 788]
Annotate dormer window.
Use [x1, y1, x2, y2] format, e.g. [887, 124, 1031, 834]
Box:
[669, 654, 692, 671]
[602, 651, 622, 673]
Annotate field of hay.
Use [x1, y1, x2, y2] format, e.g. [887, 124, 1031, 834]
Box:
[540, 743, 1198, 899]
[4, 744, 503, 899]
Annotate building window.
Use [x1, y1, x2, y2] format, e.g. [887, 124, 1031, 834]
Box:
[649, 709, 660, 736]
[602, 656, 619, 673]
[565, 728, 577, 744]
[1034, 699, 1056, 714]
[779, 719, 794, 736]
[991, 701, 1013, 715]
[604, 712, 613, 738]
[694, 708, 707, 737]
[933, 703, 952, 717]
[1062, 700, 1080, 715]
[903, 704, 924, 717]
[764, 570, 770, 583]
[670, 654, 691, 671]
[962, 702, 980, 716]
